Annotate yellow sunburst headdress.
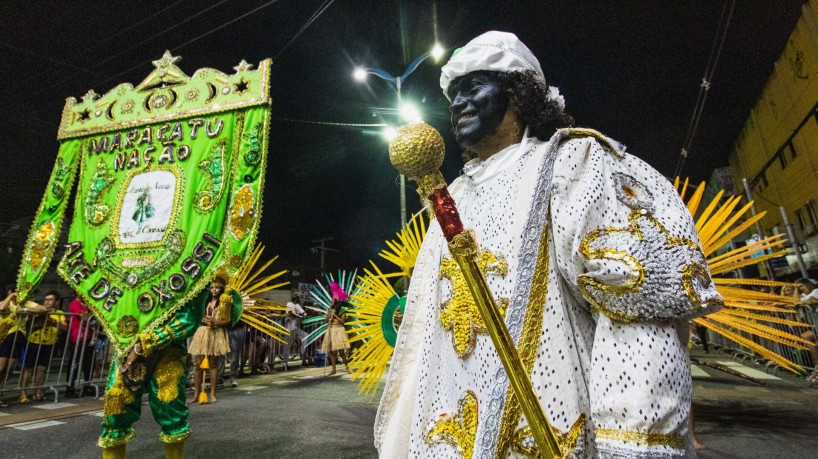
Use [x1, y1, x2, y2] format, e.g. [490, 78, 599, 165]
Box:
[347, 211, 428, 396]
[675, 177, 812, 373]
[230, 244, 290, 344]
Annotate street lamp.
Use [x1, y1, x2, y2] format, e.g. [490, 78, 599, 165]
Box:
[354, 43, 446, 295]
[353, 43, 446, 231]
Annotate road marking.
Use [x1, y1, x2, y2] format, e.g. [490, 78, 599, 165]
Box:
[716, 361, 782, 380]
[239, 385, 266, 391]
[11, 420, 65, 430]
[88, 411, 105, 417]
[690, 365, 710, 378]
[33, 402, 77, 410]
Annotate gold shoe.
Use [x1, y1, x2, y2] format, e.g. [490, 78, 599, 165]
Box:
[164, 440, 185, 459]
[102, 443, 126, 459]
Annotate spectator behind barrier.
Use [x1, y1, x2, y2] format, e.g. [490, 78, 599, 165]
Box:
[794, 279, 818, 384]
[19, 290, 67, 403]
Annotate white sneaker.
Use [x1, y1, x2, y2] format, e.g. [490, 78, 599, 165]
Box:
[230, 377, 237, 388]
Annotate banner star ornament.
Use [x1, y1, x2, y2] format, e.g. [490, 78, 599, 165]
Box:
[81, 89, 100, 104]
[233, 78, 250, 95]
[439, 249, 509, 358]
[234, 60, 254, 72]
[577, 211, 721, 322]
[152, 50, 181, 69]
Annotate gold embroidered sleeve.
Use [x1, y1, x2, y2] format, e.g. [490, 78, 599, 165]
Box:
[137, 305, 201, 357]
[578, 211, 722, 322]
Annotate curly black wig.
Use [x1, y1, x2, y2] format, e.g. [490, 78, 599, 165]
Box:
[496, 70, 574, 140]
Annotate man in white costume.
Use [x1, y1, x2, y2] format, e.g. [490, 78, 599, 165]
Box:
[374, 31, 722, 459]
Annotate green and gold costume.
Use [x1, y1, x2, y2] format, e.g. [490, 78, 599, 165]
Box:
[15, 52, 271, 455]
[100, 290, 241, 447]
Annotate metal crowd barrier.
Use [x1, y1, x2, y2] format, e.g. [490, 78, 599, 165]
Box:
[0, 311, 112, 404]
[699, 303, 818, 377]
[220, 314, 324, 379]
[0, 309, 332, 406]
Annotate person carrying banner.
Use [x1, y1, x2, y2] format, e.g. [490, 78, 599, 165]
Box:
[11, 53, 273, 459]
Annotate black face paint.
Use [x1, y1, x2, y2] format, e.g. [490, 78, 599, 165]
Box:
[448, 72, 509, 149]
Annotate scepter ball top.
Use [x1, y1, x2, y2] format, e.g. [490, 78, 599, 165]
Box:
[388, 122, 445, 180]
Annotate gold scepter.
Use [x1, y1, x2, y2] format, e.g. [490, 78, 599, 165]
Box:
[388, 122, 562, 458]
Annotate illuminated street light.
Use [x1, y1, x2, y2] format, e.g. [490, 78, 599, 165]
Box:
[353, 44, 445, 295]
[352, 67, 368, 82]
[431, 43, 445, 62]
[399, 102, 422, 123]
[382, 126, 398, 141]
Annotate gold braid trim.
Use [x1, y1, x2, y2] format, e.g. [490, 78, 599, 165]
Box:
[159, 430, 191, 444]
[595, 427, 685, 450]
[566, 128, 624, 159]
[98, 430, 136, 448]
[138, 330, 162, 358]
[417, 171, 447, 198]
[447, 230, 478, 258]
[497, 221, 552, 457]
[511, 414, 586, 459]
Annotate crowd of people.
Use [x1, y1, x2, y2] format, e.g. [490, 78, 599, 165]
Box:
[0, 284, 336, 408]
[2, 274, 816, 412]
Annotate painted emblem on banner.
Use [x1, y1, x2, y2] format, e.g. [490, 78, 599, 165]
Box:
[117, 169, 178, 246]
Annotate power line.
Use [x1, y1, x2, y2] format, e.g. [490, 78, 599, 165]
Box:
[674, 0, 736, 178]
[271, 117, 386, 127]
[0, 40, 107, 79]
[274, 0, 337, 59]
[30, 0, 232, 98]
[173, 0, 282, 52]
[59, 0, 283, 96]
[10, 0, 190, 90]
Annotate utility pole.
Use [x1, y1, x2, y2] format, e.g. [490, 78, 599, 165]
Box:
[311, 237, 338, 275]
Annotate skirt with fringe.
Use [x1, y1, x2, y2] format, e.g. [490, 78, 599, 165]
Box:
[188, 325, 230, 356]
[321, 324, 350, 352]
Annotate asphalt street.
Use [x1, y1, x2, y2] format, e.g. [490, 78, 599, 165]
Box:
[1, 352, 817, 458]
[0, 367, 380, 459]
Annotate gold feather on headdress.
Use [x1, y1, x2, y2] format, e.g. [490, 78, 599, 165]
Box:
[675, 177, 811, 373]
[347, 212, 427, 396]
[229, 244, 291, 344]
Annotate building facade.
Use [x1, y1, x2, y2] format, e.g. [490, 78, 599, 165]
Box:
[729, 0, 818, 276]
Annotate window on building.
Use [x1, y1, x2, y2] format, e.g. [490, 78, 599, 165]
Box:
[807, 200, 818, 226]
[778, 142, 797, 169]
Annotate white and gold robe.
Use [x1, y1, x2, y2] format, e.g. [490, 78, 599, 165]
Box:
[374, 128, 722, 459]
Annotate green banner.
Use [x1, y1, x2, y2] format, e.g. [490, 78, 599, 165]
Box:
[17, 53, 271, 357]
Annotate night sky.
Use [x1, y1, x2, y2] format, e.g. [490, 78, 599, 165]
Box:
[0, 1, 805, 282]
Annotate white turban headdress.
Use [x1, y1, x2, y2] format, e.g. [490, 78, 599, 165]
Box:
[440, 31, 564, 110]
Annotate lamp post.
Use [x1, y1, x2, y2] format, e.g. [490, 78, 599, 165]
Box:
[353, 44, 446, 232]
